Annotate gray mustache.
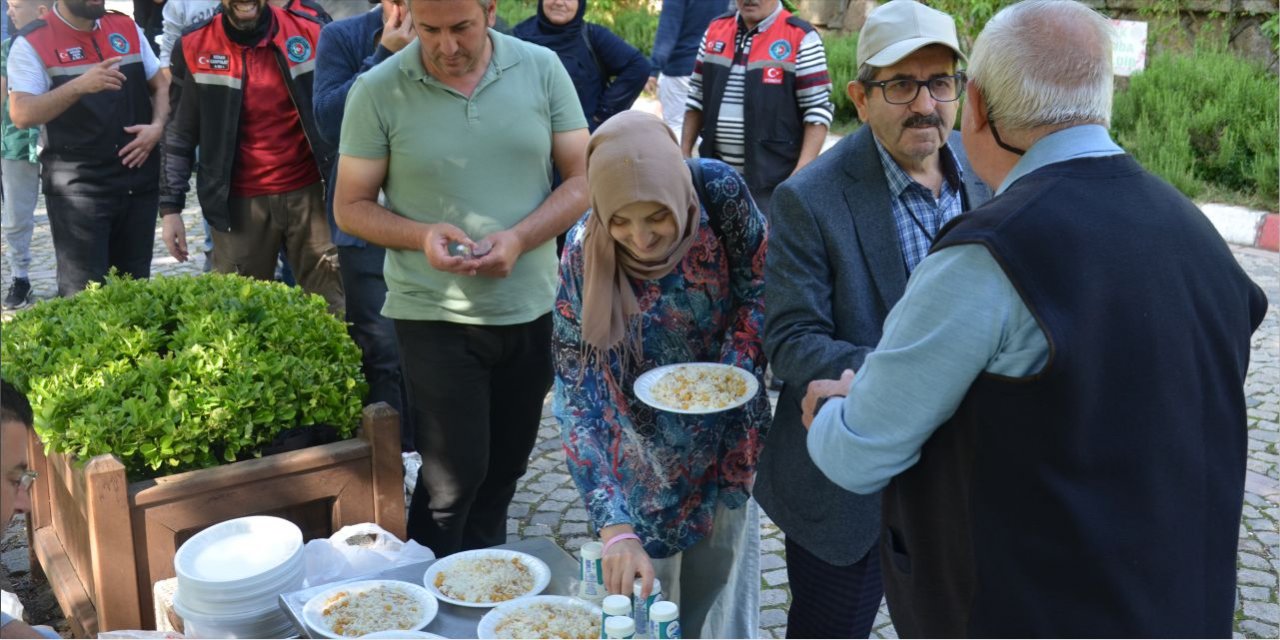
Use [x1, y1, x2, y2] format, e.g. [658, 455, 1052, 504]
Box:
[904, 114, 943, 128]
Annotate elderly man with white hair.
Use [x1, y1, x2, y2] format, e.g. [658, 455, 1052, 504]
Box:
[800, 0, 1268, 636]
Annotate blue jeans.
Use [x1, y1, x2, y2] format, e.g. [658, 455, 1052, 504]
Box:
[337, 244, 411, 451]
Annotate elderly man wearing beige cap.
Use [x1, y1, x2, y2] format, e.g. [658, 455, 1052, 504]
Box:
[757, 1, 990, 637]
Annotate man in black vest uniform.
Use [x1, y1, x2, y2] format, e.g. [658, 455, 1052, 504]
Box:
[681, 0, 833, 214]
[800, 0, 1268, 636]
[7, 0, 168, 297]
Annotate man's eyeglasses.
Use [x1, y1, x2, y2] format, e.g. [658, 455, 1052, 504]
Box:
[863, 73, 966, 105]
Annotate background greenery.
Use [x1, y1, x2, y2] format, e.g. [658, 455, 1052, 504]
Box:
[1, 274, 367, 481]
[513, 0, 1276, 208]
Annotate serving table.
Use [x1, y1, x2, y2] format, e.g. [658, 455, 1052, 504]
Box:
[279, 537, 579, 638]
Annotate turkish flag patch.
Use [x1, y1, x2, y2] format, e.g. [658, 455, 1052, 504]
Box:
[763, 66, 783, 85]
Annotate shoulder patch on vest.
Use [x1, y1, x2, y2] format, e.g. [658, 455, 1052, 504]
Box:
[285, 35, 312, 62]
[768, 39, 792, 61]
[108, 32, 130, 54]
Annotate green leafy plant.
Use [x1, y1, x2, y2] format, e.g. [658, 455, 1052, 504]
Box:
[824, 30, 859, 124]
[1112, 49, 1279, 209]
[1, 274, 367, 481]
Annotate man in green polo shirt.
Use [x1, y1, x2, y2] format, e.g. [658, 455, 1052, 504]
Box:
[334, 0, 588, 555]
[1, 0, 47, 310]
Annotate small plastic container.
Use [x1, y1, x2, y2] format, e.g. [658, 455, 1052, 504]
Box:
[579, 541, 606, 601]
[600, 594, 633, 639]
[649, 601, 681, 639]
[605, 615, 637, 639]
[632, 577, 662, 638]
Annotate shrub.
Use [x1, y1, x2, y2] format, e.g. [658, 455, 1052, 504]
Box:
[824, 30, 859, 124]
[606, 6, 660, 57]
[1, 274, 367, 481]
[1112, 50, 1279, 208]
[501, 0, 660, 56]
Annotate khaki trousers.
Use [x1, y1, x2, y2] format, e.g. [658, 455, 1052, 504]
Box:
[211, 181, 345, 316]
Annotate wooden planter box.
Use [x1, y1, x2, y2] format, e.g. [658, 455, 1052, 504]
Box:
[23, 403, 406, 637]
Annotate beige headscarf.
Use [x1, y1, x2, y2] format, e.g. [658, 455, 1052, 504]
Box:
[580, 111, 702, 354]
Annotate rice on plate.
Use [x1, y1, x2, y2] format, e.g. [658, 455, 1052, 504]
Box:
[477, 596, 603, 640]
[650, 364, 750, 411]
[303, 580, 438, 639]
[424, 550, 551, 607]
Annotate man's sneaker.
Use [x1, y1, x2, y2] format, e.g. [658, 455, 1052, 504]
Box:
[2, 278, 32, 310]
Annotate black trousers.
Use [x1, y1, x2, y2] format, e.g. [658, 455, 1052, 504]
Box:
[338, 244, 412, 451]
[784, 535, 884, 638]
[45, 190, 157, 297]
[396, 314, 553, 556]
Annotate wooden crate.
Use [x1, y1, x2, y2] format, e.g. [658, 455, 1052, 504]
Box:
[25, 403, 406, 636]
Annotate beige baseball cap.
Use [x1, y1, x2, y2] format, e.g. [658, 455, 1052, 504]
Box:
[856, 0, 965, 68]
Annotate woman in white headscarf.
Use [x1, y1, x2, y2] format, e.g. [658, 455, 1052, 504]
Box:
[552, 111, 769, 639]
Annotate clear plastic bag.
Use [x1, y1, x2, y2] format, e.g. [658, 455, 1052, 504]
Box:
[302, 523, 435, 587]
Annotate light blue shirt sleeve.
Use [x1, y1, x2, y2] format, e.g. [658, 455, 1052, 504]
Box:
[806, 243, 1048, 494]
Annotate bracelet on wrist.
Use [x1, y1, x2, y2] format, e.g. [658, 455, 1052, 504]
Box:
[602, 532, 641, 555]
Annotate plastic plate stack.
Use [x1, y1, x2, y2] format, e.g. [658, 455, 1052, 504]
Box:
[172, 516, 306, 638]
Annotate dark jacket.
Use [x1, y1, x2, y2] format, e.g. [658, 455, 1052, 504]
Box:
[512, 0, 649, 130]
[883, 154, 1268, 637]
[650, 0, 723, 77]
[160, 5, 333, 231]
[758, 128, 991, 566]
[314, 5, 388, 248]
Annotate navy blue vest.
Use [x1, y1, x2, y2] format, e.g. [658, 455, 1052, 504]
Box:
[881, 154, 1268, 637]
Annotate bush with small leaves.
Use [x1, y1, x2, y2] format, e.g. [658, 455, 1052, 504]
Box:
[1, 273, 367, 481]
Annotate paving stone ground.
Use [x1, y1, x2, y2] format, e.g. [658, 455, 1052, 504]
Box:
[1, 207, 1276, 637]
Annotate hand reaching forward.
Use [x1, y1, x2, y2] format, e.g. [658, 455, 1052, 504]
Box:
[801, 368, 855, 430]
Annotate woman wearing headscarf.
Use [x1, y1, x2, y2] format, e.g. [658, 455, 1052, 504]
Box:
[513, 0, 650, 131]
[552, 111, 768, 639]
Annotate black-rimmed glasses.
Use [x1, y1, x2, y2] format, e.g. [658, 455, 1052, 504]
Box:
[862, 72, 966, 105]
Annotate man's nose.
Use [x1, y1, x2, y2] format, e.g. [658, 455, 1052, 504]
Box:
[909, 83, 938, 113]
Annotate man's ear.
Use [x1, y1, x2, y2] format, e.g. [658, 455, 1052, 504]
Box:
[848, 80, 869, 123]
[486, 0, 497, 27]
[966, 80, 990, 132]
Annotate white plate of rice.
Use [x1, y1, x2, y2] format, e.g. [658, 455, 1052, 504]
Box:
[476, 595, 603, 639]
[634, 363, 759, 414]
[422, 549, 551, 608]
[302, 579, 439, 639]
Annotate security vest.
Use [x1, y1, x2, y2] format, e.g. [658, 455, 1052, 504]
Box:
[20, 10, 157, 195]
[696, 10, 814, 193]
[162, 6, 331, 231]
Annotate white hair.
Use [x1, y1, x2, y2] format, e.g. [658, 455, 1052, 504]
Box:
[969, 0, 1114, 131]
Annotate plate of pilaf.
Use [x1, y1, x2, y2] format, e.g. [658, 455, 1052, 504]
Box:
[635, 363, 759, 414]
[476, 596, 603, 639]
[302, 580, 439, 638]
[422, 549, 551, 608]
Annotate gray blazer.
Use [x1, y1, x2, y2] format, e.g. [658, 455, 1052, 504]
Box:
[756, 127, 992, 565]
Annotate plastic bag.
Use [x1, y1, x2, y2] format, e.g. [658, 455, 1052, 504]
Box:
[303, 523, 435, 587]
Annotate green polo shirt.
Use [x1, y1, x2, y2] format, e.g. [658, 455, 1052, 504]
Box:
[1, 38, 39, 163]
[340, 30, 587, 325]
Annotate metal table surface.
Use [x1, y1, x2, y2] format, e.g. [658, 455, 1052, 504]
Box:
[278, 537, 579, 638]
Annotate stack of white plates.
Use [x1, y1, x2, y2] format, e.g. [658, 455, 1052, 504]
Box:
[172, 516, 305, 639]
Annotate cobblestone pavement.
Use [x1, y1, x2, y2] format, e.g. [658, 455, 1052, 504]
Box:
[1, 207, 1277, 637]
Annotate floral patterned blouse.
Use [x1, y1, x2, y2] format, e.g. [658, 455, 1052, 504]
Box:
[552, 159, 770, 558]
